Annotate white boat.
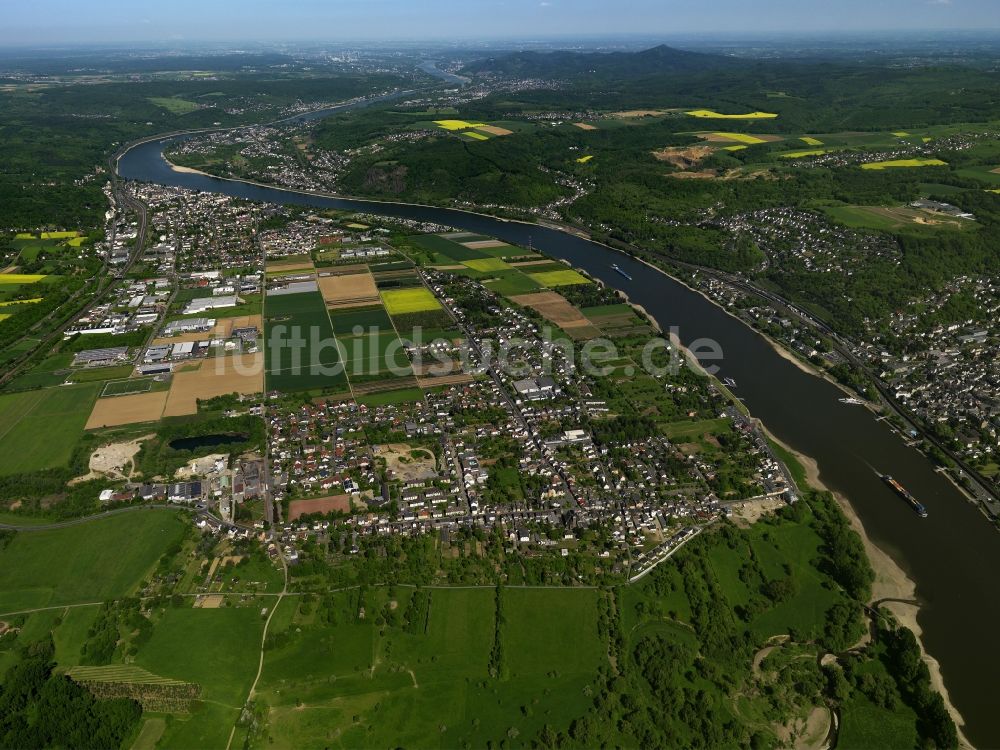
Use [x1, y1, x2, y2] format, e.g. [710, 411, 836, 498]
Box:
[839, 397, 864, 405]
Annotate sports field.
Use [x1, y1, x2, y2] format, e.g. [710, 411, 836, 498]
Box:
[0, 509, 187, 612]
[381, 287, 442, 315]
[528, 268, 589, 287]
[0, 383, 100, 475]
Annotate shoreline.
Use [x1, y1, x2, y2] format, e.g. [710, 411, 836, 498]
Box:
[169, 164, 210, 176]
[765, 430, 972, 748]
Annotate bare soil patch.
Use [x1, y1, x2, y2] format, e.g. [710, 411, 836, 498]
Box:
[71, 433, 155, 483]
[85, 391, 168, 429]
[509, 290, 593, 330]
[375, 442, 438, 482]
[476, 125, 513, 136]
[416, 372, 475, 387]
[289, 494, 351, 520]
[162, 352, 264, 417]
[666, 170, 718, 180]
[317, 271, 379, 307]
[195, 594, 224, 609]
[266, 259, 314, 272]
[461, 239, 509, 249]
[573, 122, 597, 130]
[652, 145, 713, 168]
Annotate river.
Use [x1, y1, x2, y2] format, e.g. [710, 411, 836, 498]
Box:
[119, 137, 999, 747]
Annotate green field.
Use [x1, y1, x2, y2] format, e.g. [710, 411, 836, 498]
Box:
[861, 158, 947, 170]
[381, 287, 442, 315]
[529, 268, 590, 287]
[463, 257, 512, 272]
[265, 290, 347, 392]
[0, 382, 100, 475]
[410, 234, 490, 262]
[329, 305, 394, 335]
[253, 586, 609, 749]
[148, 97, 201, 114]
[136, 607, 263, 704]
[0, 509, 187, 612]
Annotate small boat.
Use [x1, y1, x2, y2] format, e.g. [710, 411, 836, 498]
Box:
[723, 377, 737, 388]
[839, 397, 864, 405]
[610, 263, 632, 281]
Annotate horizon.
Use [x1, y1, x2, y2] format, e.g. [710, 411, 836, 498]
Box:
[4, 0, 1000, 46]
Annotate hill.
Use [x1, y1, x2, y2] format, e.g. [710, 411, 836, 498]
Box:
[461, 44, 739, 79]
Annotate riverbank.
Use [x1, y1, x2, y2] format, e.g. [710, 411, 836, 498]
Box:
[766, 431, 971, 748]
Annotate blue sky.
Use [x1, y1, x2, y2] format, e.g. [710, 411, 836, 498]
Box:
[2, 0, 997, 44]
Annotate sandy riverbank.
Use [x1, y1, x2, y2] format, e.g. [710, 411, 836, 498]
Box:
[765, 430, 972, 748]
[169, 163, 210, 176]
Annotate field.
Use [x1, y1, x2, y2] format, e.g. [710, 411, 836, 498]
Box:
[824, 204, 972, 232]
[101, 378, 153, 396]
[686, 109, 778, 119]
[381, 287, 442, 315]
[781, 149, 828, 158]
[462, 257, 511, 272]
[433, 119, 486, 131]
[509, 290, 600, 336]
[464, 131, 489, 141]
[801, 136, 824, 146]
[576, 154, 594, 163]
[148, 97, 200, 114]
[710, 132, 768, 144]
[329, 306, 394, 335]
[861, 158, 947, 170]
[136, 607, 264, 749]
[265, 290, 346, 393]
[162, 352, 264, 417]
[288, 494, 351, 520]
[0, 509, 187, 612]
[85, 390, 168, 429]
[528, 268, 590, 287]
[0, 383, 100, 474]
[253, 587, 607, 749]
[317, 270, 380, 307]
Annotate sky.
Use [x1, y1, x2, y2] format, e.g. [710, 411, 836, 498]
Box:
[2, 0, 998, 45]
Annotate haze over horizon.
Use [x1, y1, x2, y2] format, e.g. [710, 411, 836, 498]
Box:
[3, 0, 1000, 46]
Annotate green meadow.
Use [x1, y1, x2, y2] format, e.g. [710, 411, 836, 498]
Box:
[0, 509, 187, 612]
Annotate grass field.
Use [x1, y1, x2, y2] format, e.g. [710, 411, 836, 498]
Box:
[381, 287, 442, 315]
[148, 97, 200, 114]
[136, 607, 264, 705]
[464, 131, 489, 141]
[265, 290, 346, 392]
[102, 378, 154, 396]
[801, 136, 824, 146]
[686, 109, 778, 119]
[861, 158, 947, 170]
[356, 387, 424, 406]
[254, 586, 608, 750]
[576, 154, 594, 163]
[462, 257, 512, 273]
[528, 269, 590, 287]
[824, 204, 971, 231]
[0, 509, 187, 612]
[0, 383, 100, 475]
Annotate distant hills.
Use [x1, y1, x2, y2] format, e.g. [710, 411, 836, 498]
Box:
[461, 44, 740, 78]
